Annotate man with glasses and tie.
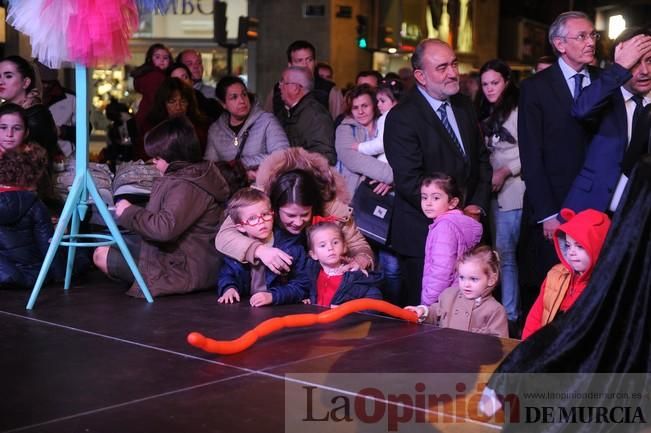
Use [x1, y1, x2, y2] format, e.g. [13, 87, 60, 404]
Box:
[516, 11, 603, 314]
[564, 28, 651, 214]
[276, 66, 336, 165]
[384, 39, 491, 306]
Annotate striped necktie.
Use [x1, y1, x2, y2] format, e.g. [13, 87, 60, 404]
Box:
[437, 102, 467, 160]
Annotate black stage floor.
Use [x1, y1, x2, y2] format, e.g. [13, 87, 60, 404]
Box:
[0, 272, 518, 433]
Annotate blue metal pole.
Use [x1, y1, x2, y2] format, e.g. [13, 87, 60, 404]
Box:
[86, 175, 153, 302]
[63, 208, 80, 290]
[27, 175, 83, 309]
[27, 64, 153, 308]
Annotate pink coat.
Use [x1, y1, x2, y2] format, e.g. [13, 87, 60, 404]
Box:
[421, 210, 483, 305]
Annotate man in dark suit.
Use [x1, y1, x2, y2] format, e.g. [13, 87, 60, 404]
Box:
[565, 28, 651, 213]
[384, 39, 492, 306]
[517, 11, 600, 312]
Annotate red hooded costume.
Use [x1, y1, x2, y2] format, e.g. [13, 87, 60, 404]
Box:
[522, 208, 611, 339]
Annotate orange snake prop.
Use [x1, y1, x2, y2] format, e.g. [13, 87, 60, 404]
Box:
[187, 299, 419, 355]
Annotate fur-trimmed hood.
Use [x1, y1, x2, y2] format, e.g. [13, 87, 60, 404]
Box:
[254, 147, 351, 204]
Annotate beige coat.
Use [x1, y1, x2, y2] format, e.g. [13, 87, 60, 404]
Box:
[426, 286, 509, 338]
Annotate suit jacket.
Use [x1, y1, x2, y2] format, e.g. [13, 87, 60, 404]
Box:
[623, 103, 651, 176]
[384, 88, 492, 257]
[518, 62, 600, 222]
[563, 63, 633, 213]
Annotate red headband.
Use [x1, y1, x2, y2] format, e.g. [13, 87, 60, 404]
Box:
[311, 215, 341, 225]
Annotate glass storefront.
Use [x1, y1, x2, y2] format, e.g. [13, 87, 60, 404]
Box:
[90, 0, 249, 130]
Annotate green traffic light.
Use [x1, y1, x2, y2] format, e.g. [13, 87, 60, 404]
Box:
[358, 37, 367, 48]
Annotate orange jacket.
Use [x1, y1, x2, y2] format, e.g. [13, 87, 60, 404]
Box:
[522, 208, 610, 339]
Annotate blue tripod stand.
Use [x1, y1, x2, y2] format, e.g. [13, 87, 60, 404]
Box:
[27, 65, 153, 309]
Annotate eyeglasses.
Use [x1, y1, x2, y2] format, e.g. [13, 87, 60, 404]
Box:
[240, 210, 274, 226]
[278, 80, 302, 88]
[563, 32, 600, 42]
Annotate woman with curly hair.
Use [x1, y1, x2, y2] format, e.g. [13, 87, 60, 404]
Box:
[0, 144, 64, 288]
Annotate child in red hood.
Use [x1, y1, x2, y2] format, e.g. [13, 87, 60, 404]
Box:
[521, 208, 611, 340]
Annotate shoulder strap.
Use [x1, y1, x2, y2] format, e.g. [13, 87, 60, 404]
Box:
[234, 127, 252, 160]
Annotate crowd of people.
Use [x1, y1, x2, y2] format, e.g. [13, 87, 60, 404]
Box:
[1, 10, 650, 342]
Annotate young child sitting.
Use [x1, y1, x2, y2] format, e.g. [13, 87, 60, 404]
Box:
[0, 145, 65, 288]
[217, 187, 311, 307]
[521, 208, 611, 340]
[406, 245, 508, 338]
[420, 173, 483, 306]
[306, 220, 383, 307]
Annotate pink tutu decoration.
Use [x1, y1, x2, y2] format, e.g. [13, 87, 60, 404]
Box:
[8, 0, 73, 68]
[6, 0, 173, 67]
[30, 0, 76, 68]
[6, 0, 48, 58]
[67, 0, 138, 67]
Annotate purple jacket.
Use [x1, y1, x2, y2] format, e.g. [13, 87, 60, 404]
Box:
[421, 210, 483, 305]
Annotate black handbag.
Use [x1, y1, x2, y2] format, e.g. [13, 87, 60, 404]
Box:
[351, 180, 394, 245]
